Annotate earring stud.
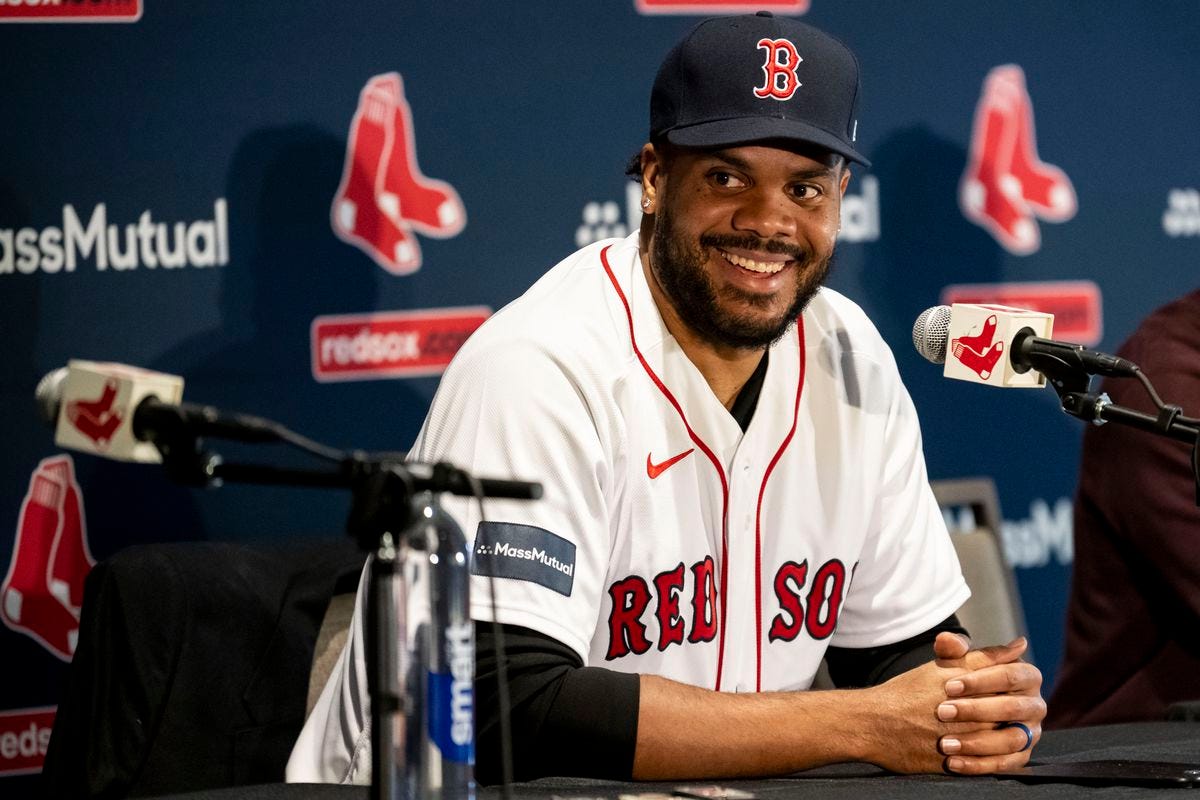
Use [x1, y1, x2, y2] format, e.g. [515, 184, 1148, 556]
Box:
[642, 197, 651, 209]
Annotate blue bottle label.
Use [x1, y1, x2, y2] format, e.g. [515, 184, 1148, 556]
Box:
[427, 621, 474, 764]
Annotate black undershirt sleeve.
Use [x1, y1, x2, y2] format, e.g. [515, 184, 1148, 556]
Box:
[823, 614, 969, 688]
[474, 621, 639, 784]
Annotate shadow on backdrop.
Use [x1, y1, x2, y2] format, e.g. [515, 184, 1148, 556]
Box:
[85, 124, 425, 545]
[860, 125, 1005, 474]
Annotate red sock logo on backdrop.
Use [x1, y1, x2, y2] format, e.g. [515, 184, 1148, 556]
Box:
[332, 73, 467, 274]
[960, 65, 1076, 255]
[1, 456, 94, 661]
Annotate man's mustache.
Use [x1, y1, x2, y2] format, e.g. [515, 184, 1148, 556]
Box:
[698, 233, 809, 263]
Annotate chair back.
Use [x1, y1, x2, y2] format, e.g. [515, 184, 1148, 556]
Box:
[932, 477, 1033, 662]
[41, 538, 366, 798]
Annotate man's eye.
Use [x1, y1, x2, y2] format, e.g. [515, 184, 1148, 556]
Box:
[710, 171, 744, 188]
[792, 184, 823, 199]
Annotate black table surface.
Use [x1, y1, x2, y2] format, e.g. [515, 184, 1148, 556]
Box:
[149, 722, 1200, 800]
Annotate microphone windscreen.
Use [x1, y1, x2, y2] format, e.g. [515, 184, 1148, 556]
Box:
[912, 305, 952, 364]
[34, 367, 68, 427]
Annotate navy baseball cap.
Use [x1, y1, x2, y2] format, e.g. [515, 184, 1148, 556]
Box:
[650, 11, 869, 167]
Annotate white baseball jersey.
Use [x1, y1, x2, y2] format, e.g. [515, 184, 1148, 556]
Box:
[287, 233, 968, 783]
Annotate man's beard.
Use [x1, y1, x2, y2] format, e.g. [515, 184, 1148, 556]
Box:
[649, 204, 832, 350]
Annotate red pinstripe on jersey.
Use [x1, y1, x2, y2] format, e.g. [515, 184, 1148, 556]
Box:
[755, 321, 805, 691]
[600, 245, 733, 691]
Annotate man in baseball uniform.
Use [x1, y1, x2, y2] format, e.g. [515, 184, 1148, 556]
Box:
[289, 12, 1045, 784]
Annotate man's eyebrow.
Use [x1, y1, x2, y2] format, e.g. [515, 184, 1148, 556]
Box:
[706, 149, 839, 181]
[706, 150, 754, 171]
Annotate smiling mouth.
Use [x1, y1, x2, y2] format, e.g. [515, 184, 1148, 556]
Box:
[719, 249, 791, 275]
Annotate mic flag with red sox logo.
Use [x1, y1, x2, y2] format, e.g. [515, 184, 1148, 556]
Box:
[942, 303, 1053, 388]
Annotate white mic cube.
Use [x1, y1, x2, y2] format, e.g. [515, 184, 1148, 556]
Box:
[54, 360, 185, 463]
[943, 304, 1054, 389]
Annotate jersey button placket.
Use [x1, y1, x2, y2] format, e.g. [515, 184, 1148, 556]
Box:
[724, 455, 758, 687]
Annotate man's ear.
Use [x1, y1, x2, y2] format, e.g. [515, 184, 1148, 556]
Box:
[839, 164, 852, 197]
[640, 143, 664, 214]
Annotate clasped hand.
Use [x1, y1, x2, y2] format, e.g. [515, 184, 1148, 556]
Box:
[931, 633, 1044, 774]
[869, 633, 1044, 774]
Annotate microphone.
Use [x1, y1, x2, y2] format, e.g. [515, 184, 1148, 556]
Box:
[912, 303, 1055, 388]
[914, 304, 1140, 387]
[36, 360, 278, 463]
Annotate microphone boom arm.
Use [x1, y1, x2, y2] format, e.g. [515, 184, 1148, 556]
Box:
[1035, 350, 1200, 506]
[145, 419, 541, 500]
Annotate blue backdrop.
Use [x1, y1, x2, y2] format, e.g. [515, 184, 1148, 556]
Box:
[2, 0, 1198, 788]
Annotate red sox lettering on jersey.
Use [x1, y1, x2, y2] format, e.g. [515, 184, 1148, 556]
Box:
[606, 556, 851, 659]
[755, 38, 802, 100]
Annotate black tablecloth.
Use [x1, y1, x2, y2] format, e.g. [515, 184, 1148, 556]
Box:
[148, 722, 1200, 799]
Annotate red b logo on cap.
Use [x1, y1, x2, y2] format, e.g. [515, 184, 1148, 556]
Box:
[754, 38, 802, 100]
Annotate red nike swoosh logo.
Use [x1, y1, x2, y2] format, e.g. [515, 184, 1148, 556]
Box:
[647, 448, 694, 479]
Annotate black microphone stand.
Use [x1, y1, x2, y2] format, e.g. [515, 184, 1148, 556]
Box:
[1029, 351, 1200, 506]
[141, 412, 541, 800]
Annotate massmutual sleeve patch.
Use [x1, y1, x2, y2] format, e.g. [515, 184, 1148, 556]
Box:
[471, 521, 576, 597]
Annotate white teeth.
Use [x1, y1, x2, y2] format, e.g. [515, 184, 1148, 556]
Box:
[721, 251, 787, 274]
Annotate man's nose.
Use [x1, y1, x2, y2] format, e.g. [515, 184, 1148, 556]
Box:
[730, 189, 799, 241]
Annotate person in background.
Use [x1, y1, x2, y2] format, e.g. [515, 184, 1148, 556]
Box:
[1049, 289, 1200, 727]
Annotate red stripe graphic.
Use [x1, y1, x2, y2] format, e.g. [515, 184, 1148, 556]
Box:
[600, 246, 733, 691]
[0, 0, 140, 21]
[311, 307, 490, 381]
[636, 0, 809, 14]
[941, 281, 1102, 346]
[0, 707, 55, 777]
